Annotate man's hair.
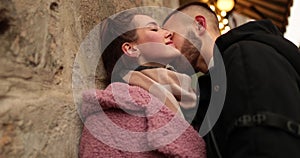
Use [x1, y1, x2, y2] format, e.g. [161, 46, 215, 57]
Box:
[163, 2, 219, 33]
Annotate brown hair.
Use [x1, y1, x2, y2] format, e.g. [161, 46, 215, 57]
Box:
[100, 10, 140, 85]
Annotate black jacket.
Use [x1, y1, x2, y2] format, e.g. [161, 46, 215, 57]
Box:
[195, 20, 300, 158]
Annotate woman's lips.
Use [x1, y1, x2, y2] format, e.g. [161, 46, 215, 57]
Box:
[166, 41, 175, 47]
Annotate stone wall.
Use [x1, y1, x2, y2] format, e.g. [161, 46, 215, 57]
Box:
[0, 0, 179, 157]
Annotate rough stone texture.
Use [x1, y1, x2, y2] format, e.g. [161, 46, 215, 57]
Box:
[0, 0, 179, 158]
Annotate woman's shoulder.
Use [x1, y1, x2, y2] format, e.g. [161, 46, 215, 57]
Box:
[84, 82, 154, 105]
[80, 82, 161, 119]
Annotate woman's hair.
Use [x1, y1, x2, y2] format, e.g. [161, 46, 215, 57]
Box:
[100, 10, 140, 85]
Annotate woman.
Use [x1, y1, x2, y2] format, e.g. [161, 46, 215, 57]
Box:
[79, 9, 205, 158]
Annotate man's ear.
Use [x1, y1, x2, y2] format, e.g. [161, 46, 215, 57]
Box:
[194, 15, 207, 35]
[122, 42, 140, 58]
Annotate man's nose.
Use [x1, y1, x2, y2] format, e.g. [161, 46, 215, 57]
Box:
[164, 30, 174, 39]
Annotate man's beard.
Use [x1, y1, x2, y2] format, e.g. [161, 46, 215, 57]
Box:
[180, 30, 203, 72]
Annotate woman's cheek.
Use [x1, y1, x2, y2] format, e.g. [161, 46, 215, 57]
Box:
[144, 32, 164, 43]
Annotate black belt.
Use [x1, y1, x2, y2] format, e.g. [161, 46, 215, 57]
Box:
[228, 112, 300, 138]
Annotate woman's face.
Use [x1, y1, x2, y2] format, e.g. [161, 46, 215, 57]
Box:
[131, 14, 181, 65]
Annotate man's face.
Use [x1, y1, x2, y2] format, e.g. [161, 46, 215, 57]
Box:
[164, 13, 206, 72]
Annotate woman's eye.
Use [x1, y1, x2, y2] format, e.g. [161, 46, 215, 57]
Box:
[148, 26, 159, 32]
[149, 27, 158, 32]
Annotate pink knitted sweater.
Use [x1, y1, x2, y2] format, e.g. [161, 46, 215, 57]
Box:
[79, 82, 206, 158]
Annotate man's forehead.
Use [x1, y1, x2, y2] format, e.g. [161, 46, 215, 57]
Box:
[166, 11, 195, 22]
[164, 12, 193, 31]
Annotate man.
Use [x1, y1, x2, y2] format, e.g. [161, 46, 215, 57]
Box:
[164, 2, 300, 158]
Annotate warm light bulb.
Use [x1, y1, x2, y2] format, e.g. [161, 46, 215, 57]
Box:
[219, 23, 224, 29]
[217, 15, 221, 21]
[224, 26, 231, 31]
[222, 19, 229, 25]
[216, 0, 235, 12]
[221, 11, 227, 17]
[210, 5, 216, 12]
[221, 30, 228, 34]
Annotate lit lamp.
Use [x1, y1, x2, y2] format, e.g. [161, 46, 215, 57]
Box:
[216, 0, 235, 12]
[211, 0, 235, 34]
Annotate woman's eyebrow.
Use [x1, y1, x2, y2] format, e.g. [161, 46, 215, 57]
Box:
[145, 22, 158, 26]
